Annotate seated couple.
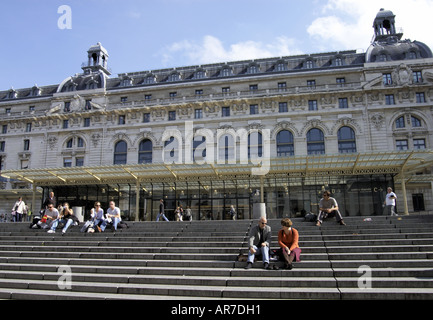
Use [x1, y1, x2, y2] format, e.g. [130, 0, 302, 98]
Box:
[245, 217, 301, 270]
[80, 201, 122, 233]
[31, 203, 78, 234]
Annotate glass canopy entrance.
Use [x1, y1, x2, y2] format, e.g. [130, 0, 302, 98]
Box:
[2, 150, 433, 220]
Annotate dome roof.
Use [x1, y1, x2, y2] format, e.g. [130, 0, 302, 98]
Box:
[365, 40, 433, 62]
[367, 8, 433, 62]
[366, 39, 432, 63]
[375, 8, 395, 19]
[57, 71, 107, 93]
[88, 42, 109, 56]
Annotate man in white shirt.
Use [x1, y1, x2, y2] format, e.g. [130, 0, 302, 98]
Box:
[384, 187, 398, 216]
[45, 204, 60, 232]
[106, 201, 121, 231]
[12, 197, 26, 222]
[316, 191, 346, 226]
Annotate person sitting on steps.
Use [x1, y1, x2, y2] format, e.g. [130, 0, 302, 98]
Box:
[316, 191, 346, 226]
[278, 218, 302, 270]
[245, 216, 272, 270]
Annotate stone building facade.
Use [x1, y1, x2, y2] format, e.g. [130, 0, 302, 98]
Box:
[1, 9, 433, 220]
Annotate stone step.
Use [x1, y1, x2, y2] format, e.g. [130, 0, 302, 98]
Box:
[0, 215, 431, 300]
[0, 250, 239, 261]
[1, 278, 432, 300]
[0, 278, 342, 299]
[0, 288, 214, 300]
[1, 269, 432, 290]
[0, 237, 419, 249]
[338, 287, 433, 300]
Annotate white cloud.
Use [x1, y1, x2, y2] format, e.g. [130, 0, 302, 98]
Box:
[161, 35, 303, 66]
[308, 0, 433, 52]
[158, 1, 433, 67]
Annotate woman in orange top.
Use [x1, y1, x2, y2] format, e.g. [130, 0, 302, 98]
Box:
[278, 218, 302, 269]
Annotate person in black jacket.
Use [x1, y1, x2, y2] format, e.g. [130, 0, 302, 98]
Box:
[157, 199, 169, 222]
[43, 192, 56, 209]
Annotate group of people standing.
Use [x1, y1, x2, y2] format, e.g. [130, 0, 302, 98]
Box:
[157, 199, 193, 222]
[157, 199, 237, 222]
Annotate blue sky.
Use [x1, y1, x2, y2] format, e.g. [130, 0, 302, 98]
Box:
[1, 0, 433, 90]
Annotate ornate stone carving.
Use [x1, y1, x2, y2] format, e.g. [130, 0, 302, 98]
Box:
[320, 94, 335, 109]
[300, 119, 331, 136]
[231, 101, 248, 115]
[290, 97, 306, 111]
[47, 136, 58, 150]
[370, 113, 385, 130]
[392, 64, 413, 86]
[177, 104, 192, 120]
[151, 108, 166, 120]
[332, 117, 362, 134]
[271, 121, 300, 138]
[203, 103, 221, 117]
[91, 133, 102, 147]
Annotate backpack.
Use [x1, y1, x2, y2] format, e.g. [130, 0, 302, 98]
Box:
[304, 213, 317, 222]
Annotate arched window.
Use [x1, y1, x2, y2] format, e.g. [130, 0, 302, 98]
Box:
[113, 140, 127, 165]
[77, 137, 84, 148]
[163, 136, 181, 163]
[338, 126, 357, 154]
[334, 57, 343, 66]
[408, 51, 417, 59]
[276, 130, 294, 157]
[395, 116, 405, 128]
[248, 132, 263, 159]
[168, 73, 180, 82]
[305, 60, 314, 69]
[307, 128, 325, 155]
[31, 86, 41, 97]
[66, 83, 76, 92]
[63, 137, 86, 167]
[220, 67, 232, 77]
[379, 54, 387, 62]
[218, 134, 236, 162]
[138, 139, 153, 164]
[411, 116, 422, 128]
[194, 70, 206, 79]
[92, 53, 98, 66]
[248, 65, 259, 74]
[65, 137, 85, 149]
[275, 62, 287, 72]
[192, 136, 206, 162]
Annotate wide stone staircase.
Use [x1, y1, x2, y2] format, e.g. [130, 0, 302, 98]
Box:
[0, 215, 432, 300]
